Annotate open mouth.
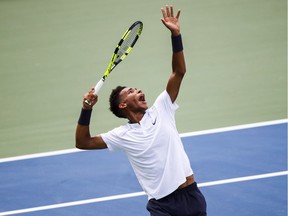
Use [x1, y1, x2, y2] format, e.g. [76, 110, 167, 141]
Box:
[139, 94, 146, 102]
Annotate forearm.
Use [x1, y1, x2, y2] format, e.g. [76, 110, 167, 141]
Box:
[172, 34, 186, 77]
[76, 125, 92, 148]
[166, 34, 186, 103]
[75, 108, 93, 149]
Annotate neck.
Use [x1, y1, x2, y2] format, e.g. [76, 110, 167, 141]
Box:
[127, 111, 145, 124]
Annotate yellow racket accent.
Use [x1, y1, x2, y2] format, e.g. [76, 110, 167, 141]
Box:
[84, 21, 143, 105]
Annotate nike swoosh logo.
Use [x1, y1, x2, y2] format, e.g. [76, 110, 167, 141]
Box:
[152, 117, 157, 125]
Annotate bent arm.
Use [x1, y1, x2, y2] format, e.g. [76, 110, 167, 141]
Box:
[75, 89, 107, 150]
[76, 122, 107, 150]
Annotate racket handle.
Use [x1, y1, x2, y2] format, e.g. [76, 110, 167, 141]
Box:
[94, 78, 105, 95]
[84, 78, 105, 106]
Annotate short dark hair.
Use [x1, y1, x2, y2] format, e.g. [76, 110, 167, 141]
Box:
[109, 86, 127, 118]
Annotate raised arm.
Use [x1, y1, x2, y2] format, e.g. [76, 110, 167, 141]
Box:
[75, 88, 107, 150]
[161, 5, 186, 103]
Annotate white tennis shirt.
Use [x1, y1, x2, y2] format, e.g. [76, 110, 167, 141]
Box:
[101, 90, 193, 200]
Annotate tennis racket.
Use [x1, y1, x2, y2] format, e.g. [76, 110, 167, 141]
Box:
[85, 21, 143, 105]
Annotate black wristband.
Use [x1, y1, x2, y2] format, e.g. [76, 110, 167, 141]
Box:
[78, 108, 92, 126]
[171, 34, 183, 52]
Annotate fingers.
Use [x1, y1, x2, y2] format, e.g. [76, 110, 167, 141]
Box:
[161, 5, 181, 35]
[161, 5, 170, 19]
[161, 5, 180, 19]
[161, 7, 166, 19]
[176, 9, 181, 19]
[88, 87, 95, 95]
[83, 87, 98, 108]
[166, 5, 171, 17]
[171, 6, 175, 17]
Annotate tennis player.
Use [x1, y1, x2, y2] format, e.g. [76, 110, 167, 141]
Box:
[76, 5, 207, 216]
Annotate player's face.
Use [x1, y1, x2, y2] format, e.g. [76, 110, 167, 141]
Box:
[119, 87, 148, 112]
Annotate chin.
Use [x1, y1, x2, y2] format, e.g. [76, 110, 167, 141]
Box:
[142, 103, 148, 109]
[140, 106, 148, 112]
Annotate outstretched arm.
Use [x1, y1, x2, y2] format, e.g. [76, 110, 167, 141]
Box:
[161, 5, 186, 103]
[75, 88, 107, 150]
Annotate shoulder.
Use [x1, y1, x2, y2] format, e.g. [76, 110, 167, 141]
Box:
[102, 124, 130, 138]
[154, 90, 179, 111]
[101, 124, 130, 151]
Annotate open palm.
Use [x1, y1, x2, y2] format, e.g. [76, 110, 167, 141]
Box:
[161, 5, 181, 36]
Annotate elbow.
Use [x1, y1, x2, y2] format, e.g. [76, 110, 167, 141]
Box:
[181, 63, 187, 75]
[75, 139, 87, 150]
[173, 63, 186, 77]
[177, 67, 186, 78]
[75, 144, 83, 150]
[181, 67, 186, 76]
[75, 143, 83, 150]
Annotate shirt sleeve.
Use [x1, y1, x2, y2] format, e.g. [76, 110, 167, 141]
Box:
[153, 90, 179, 117]
[101, 127, 124, 152]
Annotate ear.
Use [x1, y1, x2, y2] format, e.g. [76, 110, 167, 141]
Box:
[119, 103, 127, 109]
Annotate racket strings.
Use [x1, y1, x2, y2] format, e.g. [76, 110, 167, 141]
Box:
[116, 24, 141, 62]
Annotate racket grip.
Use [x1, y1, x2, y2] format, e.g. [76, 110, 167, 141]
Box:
[94, 78, 105, 95]
[84, 79, 105, 106]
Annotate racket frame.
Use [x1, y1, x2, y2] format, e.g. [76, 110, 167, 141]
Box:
[85, 21, 143, 105]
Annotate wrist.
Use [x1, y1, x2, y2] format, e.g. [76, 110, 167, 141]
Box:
[82, 106, 92, 110]
[171, 30, 180, 37]
[78, 108, 92, 126]
[171, 34, 183, 52]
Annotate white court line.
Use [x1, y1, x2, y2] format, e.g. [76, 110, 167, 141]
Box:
[0, 119, 287, 163]
[0, 148, 82, 163]
[0, 170, 287, 216]
[180, 119, 287, 137]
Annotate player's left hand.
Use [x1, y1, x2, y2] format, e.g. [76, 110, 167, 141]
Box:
[161, 5, 181, 36]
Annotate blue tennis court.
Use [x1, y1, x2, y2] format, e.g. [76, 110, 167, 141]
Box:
[0, 120, 287, 216]
[0, 0, 286, 215]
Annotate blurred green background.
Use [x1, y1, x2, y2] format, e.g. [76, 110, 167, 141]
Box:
[0, 0, 286, 158]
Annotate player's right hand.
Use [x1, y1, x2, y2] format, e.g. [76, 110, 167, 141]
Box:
[83, 87, 98, 109]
